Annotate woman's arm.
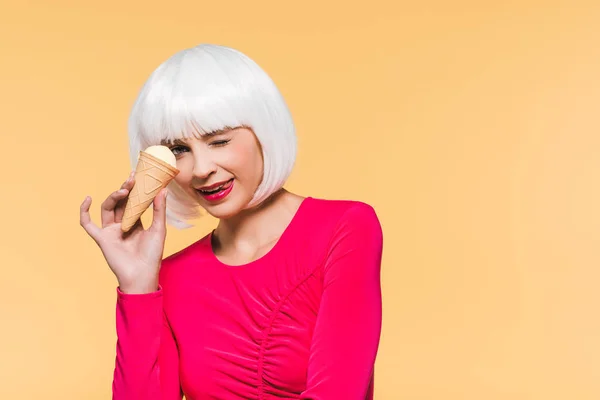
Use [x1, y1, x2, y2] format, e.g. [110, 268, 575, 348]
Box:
[301, 202, 384, 399]
[112, 285, 183, 400]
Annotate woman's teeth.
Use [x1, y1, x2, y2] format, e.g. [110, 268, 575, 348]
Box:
[200, 179, 232, 194]
[201, 185, 224, 194]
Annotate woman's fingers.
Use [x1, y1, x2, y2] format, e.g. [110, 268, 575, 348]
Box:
[115, 173, 136, 223]
[101, 189, 129, 227]
[120, 171, 135, 190]
[101, 172, 136, 227]
[149, 189, 168, 234]
[80, 196, 102, 243]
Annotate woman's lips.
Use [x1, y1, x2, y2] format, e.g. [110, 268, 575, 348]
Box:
[197, 179, 234, 202]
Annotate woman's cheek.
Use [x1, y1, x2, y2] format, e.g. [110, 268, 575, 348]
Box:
[173, 169, 191, 188]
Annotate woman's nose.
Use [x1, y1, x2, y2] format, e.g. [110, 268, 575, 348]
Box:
[192, 156, 218, 179]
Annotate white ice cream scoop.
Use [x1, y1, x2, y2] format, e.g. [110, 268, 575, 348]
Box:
[141, 145, 177, 167]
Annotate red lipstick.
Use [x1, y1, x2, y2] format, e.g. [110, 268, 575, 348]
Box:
[197, 179, 234, 202]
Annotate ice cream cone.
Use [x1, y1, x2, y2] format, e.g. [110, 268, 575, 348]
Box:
[121, 151, 180, 232]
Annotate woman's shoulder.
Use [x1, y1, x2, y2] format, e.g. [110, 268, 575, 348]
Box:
[298, 196, 383, 266]
[306, 196, 380, 225]
[300, 196, 382, 241]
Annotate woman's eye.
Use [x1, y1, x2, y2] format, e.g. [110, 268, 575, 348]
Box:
[168, 140, 229, 155]
[169, 146, 188, 156]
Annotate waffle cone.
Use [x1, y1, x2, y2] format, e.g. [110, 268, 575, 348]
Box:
[121, 151, 179, 232]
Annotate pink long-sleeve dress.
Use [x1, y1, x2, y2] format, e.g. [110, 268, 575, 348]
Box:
[112, 196, 383, 399]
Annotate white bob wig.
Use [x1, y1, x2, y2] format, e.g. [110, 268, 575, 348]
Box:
[127, 44, 297, 230]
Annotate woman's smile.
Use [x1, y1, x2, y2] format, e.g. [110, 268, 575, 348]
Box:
[196, 178, 235, 202]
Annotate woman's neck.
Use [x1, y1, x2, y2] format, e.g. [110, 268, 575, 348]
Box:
[212, 188, 305, 258]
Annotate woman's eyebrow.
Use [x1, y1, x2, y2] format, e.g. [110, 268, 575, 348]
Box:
[160, 128, 232, 145]
[160, 138, 179, 145]
[204, 128, 230, 137]
[160, 138, 187, 146]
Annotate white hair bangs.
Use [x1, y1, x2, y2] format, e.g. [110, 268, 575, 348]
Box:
[130, 48, 258, 149]
[126, 44, 297, 229]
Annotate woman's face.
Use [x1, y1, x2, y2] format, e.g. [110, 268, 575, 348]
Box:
[162, 126, 264, 219]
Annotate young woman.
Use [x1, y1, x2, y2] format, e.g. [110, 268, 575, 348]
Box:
[80, 43, 383, 400]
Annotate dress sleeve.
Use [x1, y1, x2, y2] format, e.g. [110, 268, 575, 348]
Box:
[300, 203, 384, 399]
[112, 285, 183, 400]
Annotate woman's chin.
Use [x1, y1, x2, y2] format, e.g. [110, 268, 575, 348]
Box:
[199, 197, 245, 220]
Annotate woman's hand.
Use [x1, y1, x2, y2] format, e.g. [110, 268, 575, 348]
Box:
[79, 171, 169, 294]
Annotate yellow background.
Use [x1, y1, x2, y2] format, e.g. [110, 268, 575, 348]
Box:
[1, 1, 599, 399]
